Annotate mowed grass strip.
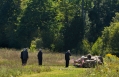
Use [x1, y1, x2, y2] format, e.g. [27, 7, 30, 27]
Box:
[19, 66, 85, 77]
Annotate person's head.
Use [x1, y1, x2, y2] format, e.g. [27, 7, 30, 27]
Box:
[39, 48, 42, 51]
[68, 50, 70, 53]
[25, 48, 28, 51]
[23, 48, 26, 51]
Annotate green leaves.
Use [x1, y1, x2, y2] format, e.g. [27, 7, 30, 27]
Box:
[94, 13, 119, 54]
[91, 37, 103, 55]
[1, 0, 119, 55]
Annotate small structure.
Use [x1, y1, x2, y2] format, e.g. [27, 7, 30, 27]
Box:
[74, 54, 103, 68]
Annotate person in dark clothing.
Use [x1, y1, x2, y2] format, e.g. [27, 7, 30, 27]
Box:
[65, 50, 71, 67]
[37, 49, 43, 65]
[20, 48, 29, 66]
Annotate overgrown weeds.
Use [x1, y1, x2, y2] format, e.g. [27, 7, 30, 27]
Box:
[0, 48, 119, 77]
[84, 54, 119, 77]
[0, 48, 74, 77]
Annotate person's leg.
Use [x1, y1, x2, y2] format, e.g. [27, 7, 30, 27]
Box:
[22, 59, 26, 66]
[66, 60, 69, 67]
[38, 59, 42, 65]
[25, 59, 28, 65]
[40, 60, 42, 65]
[65, 60, 67, 67]
[67, 60, 69, 67]
[23, 59, 27, 65]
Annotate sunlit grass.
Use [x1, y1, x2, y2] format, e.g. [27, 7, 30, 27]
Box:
[0, 48, 79, 77]
[19, 66, 85, 77]
[0, 48, 119, 77]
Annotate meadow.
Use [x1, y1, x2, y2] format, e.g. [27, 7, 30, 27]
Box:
[0, 48, 119, 77]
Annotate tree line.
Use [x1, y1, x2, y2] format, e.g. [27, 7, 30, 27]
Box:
[1, 0, 119, 55]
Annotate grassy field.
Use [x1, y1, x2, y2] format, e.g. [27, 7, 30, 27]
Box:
[19, 66, 85, 77]
[0, 48, 119, 77]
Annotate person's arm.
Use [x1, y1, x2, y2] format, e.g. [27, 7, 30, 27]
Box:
[68, 50, 71, 56]
[41, 51, 43, 58]
[69, 52, 71, 56]
[20, 52, 23, 59]
[26, 51, 29, 59]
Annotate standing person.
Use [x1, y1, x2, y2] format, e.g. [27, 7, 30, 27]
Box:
[37, 49, 43, 65]
[65, 50, 71, 67]
[20, 48, 29, 66]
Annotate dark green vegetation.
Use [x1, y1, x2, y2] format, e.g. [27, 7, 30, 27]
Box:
[1, 0, 119, 55]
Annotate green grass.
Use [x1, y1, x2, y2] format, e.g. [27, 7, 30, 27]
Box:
[0, 48, 119, 77]
[19, 66, 85, 77]
[0, 48, 80, 77]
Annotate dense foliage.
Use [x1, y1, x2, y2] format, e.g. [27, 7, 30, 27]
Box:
[1, 0, 119, 55]
[92, 13, 119, 55]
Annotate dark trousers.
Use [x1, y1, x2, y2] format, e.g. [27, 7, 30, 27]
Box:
[65, 60, 69, 67]
[38, 59, 42, 65]
[21, 59, 27, 65]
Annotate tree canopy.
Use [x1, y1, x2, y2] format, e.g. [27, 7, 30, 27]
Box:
[1, 0, 119, 55]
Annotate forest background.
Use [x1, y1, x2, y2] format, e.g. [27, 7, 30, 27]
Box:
[1, 0, 119, 56]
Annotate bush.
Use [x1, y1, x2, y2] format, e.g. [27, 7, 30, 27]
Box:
[30, 38, 43, 52]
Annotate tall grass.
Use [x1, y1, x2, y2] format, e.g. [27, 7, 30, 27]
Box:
[0, 48, 119, 77]
[0, 48, 78, 77]
[84, 54, 119, 77]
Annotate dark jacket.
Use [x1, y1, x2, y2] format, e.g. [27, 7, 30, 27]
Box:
[21, 51, 23, 59]
[65, 51, 71, 60]
[38, 51, 42, 60]
[21, 50, 28, 59]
